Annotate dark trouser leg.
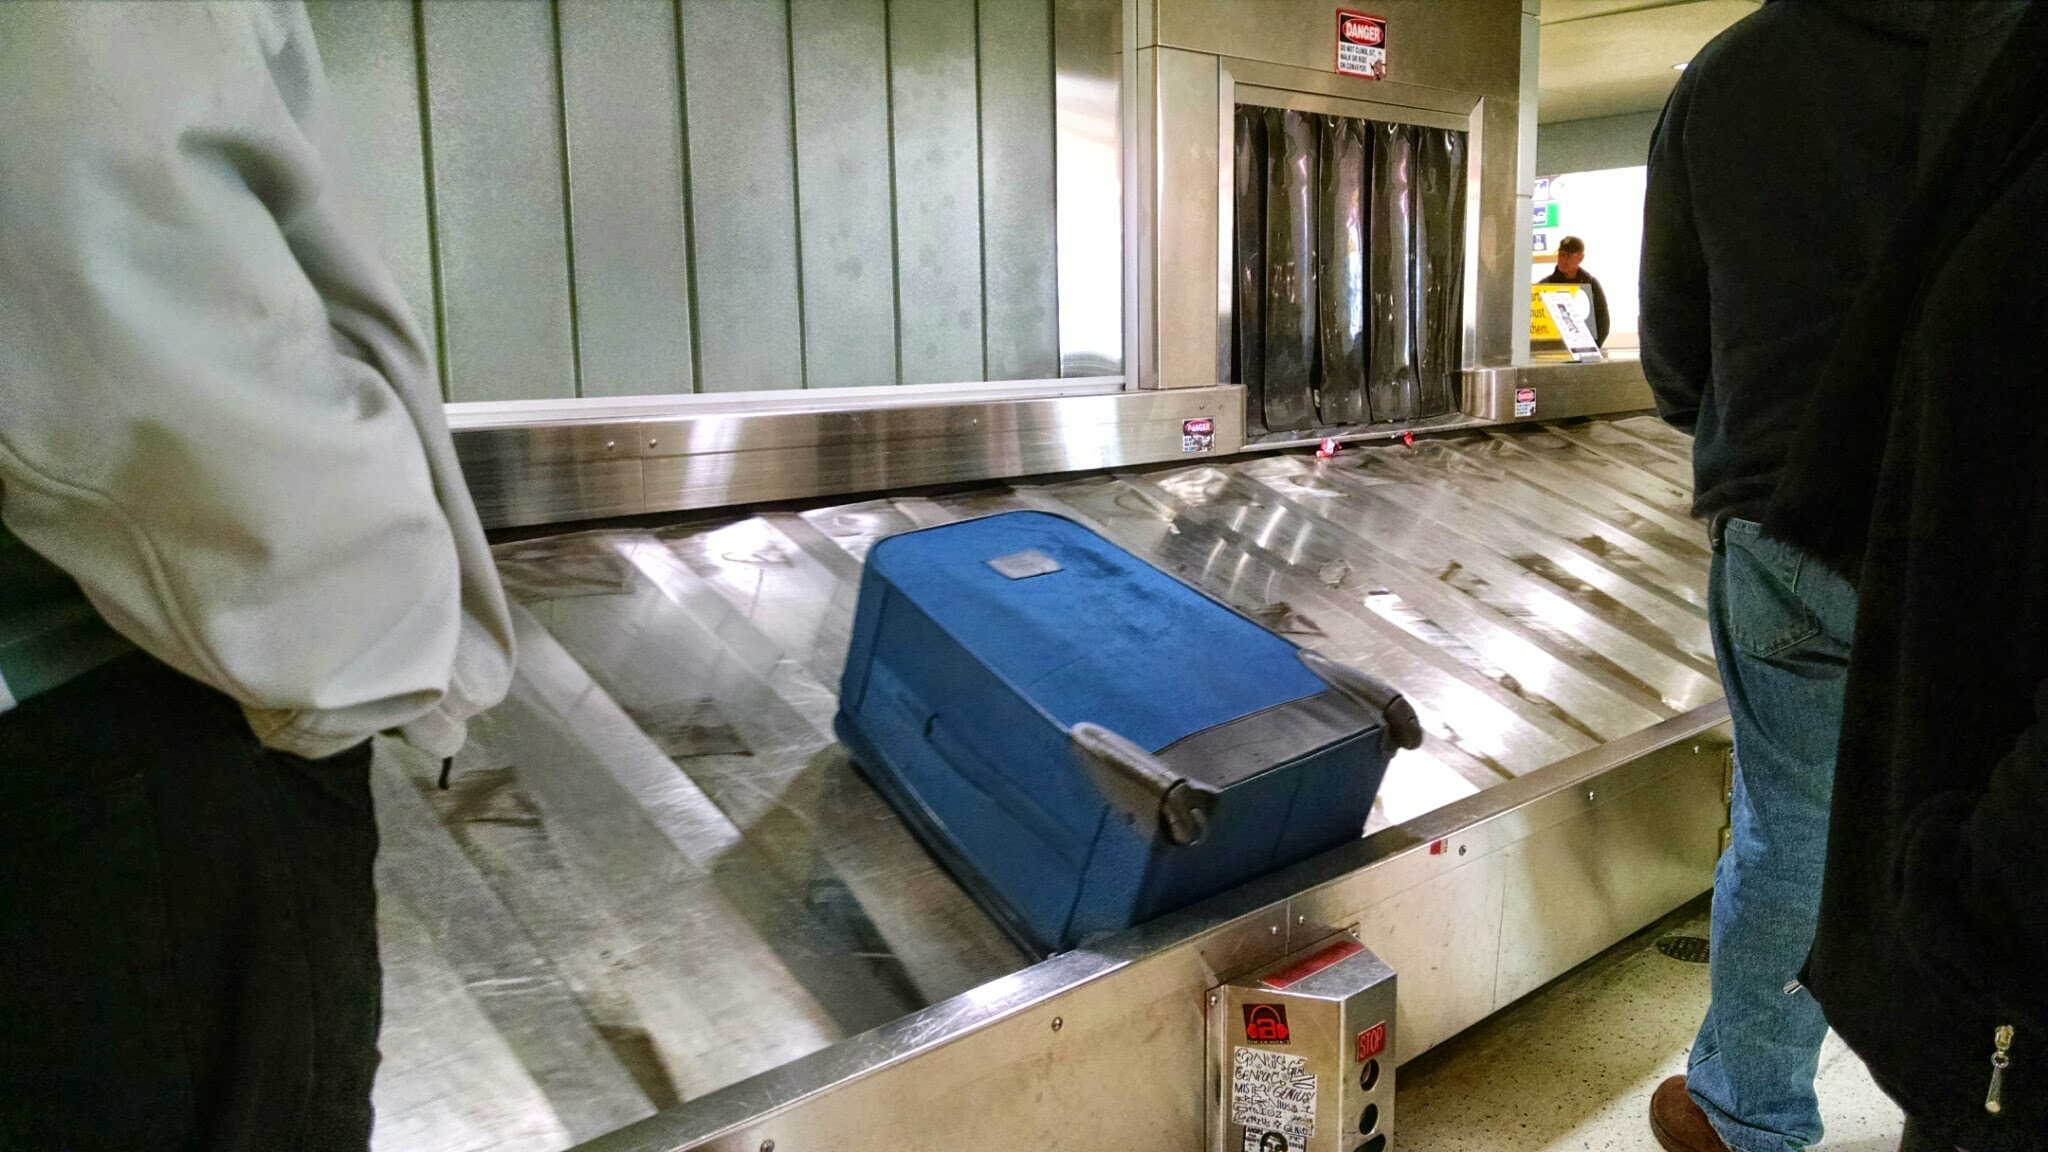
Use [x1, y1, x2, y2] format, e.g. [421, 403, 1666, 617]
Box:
[0, 654, 381, 1151]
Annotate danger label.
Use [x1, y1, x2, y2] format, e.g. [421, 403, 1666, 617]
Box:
[1336, 10, 1387, 79]
[1232, 1047, 1317, 1147]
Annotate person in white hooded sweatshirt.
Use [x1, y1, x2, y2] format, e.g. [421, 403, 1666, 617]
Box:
[0, 5, 515, 1147]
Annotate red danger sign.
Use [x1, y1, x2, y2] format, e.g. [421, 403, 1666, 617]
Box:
[1336, 10, 1387, 79]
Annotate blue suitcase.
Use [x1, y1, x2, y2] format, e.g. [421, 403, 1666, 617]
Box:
[834, 511, 1422, 954]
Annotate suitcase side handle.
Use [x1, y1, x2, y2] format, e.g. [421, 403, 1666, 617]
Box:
[1070, 723, 1219, 847]
[1299, 650, 1426, 753]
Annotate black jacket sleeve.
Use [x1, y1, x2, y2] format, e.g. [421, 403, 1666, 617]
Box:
[1640, 79, 1710, 432]
[1589, 274, 1611, 348]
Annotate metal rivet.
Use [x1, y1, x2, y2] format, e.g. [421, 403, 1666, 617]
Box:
[761, 1142, 774, 1152]
[1208, 993, 1219, 1007]
[1693, 744, 1702, 754]
[1297, 914, 1307, 926]
[648, 437, 660, 449]
[1587, 790, 1597, 802]
[1458, 844, 1467, 856]
[1270, 925, 1280, 937]
[605, 440, 617, 451]
[1051, 1017, 1063, 1032]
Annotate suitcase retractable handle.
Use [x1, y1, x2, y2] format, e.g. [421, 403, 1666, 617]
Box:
[1299, 650, 1426, 754]
[1071, 723, 1220, 847]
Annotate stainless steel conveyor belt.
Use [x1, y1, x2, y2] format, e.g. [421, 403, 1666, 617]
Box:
[365, 415, 1714, 1152]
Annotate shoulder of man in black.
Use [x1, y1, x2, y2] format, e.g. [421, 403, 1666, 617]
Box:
[1642, 0, 1929, 521]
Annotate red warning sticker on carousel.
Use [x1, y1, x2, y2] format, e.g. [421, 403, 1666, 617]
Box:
[1336, 10, 1387, 79]
[1243, 1003, 1292, 1044]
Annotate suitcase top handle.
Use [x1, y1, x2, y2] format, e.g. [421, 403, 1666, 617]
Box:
[1071, 723, 1220, 847]
[1298, 650, 1426, 754]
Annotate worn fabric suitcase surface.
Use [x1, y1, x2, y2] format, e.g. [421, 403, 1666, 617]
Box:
[835, 511, 1421, 954]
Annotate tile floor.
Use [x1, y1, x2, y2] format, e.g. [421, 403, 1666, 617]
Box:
[1397, 900, 1905, 1151]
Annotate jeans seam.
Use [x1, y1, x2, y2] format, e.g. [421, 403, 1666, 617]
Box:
[1742, 621, 1821, 660]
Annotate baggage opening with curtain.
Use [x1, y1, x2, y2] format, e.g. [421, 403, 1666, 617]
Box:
[1233, 108, 1468, 435]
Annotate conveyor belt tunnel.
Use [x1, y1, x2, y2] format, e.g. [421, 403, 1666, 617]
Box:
[1232, 109, 1468, 435]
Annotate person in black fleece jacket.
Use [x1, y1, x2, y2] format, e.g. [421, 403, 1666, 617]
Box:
[1763, 5, 2048, 1149]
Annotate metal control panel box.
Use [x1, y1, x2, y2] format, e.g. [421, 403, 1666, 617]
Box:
[1209, 934, 1398, 1152]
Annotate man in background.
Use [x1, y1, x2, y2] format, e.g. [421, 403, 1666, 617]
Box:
[1540, 235, 1610, 348]
[0, 4, 515, 1148]
[1638, 2, 1931, 1150]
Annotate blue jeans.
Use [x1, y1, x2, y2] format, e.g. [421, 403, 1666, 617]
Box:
[1688, 518, 1856, 1152]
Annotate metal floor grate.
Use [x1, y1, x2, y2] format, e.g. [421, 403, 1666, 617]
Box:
[1657, 935, 1712, 965]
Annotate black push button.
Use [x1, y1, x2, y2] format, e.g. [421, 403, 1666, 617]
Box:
[1358, 1102, 1380, 1135]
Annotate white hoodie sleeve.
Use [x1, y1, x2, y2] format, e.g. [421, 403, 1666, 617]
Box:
[0, 1, 515, 758]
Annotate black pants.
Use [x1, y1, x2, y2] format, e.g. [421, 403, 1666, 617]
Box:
[0, 654, 380, 1151]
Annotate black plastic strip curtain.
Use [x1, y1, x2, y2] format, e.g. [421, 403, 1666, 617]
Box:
[1261, 108, 1319, 432]
[1233, 112, 1268, 431]
[1414, 127, 1468, 418]
[1365, 120, 1417, 425]
[1233, 108, 1467, 433]
[1318, 116, 1368, 427]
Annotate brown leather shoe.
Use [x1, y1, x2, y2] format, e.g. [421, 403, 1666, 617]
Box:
[1651, 1076, 1733, 1152]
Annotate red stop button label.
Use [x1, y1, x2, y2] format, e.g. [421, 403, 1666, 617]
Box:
[1356, 1021, 1387, 1063]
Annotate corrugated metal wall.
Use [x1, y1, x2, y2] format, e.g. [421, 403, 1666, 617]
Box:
[307, 0, 1062, 402]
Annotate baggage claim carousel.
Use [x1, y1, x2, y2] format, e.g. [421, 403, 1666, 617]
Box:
[368, 413, 1726, 1152]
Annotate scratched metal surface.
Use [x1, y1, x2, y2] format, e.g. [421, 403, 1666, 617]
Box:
[368, 414, 1713, 1151]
